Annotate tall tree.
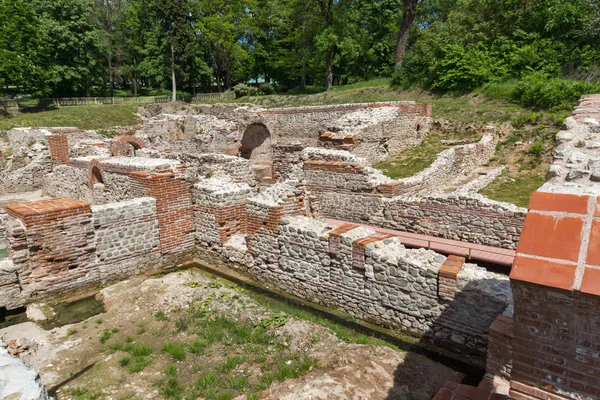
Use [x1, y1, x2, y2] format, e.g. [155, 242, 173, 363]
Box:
[395, 0, 419, 65]
[316, 0, 336, 91]
[94, 0, 125, 97]
[0, 0, 45, 95]
[155, 0, 195, 101]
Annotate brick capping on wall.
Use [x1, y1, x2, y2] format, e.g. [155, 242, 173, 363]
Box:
[5, 198, 91, 223]
[508, 189, 600, 400]
[438, 255, 465, 301]
[509, 190, 600, 292]
[351, 232, 395, 269]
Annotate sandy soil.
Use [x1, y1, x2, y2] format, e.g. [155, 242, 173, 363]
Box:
[0, 271, 463, 400]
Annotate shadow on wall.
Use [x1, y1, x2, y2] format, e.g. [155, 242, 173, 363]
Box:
[240, 123, 272, 162]
[384, 278, 510, 400]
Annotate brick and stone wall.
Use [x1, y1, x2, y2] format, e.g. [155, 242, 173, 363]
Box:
[4, 198, 97, 304]
[0, 193, 186, 309]
[303, 147, 526, 249]
[508, 191, 600, 400]
[92, 197, 160, 280]
[437, 96, 600, 400]
[196, 205, 511, 361]
[192, 177, 254, 245]
[135, 101, 432, 166]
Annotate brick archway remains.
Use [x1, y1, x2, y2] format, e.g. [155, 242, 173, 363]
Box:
[111, 136, 146, 157]
[88, 159, 107, 188]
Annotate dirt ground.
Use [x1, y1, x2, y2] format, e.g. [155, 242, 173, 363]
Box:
[0, 271, 463, 400]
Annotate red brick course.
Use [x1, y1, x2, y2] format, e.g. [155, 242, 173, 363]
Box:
[110, 135, 146, 156]
[509, 190, 600, 400]
[438, 255, 466, 301]
[47, 135, 69, 165]
[130, 171, 194, 254]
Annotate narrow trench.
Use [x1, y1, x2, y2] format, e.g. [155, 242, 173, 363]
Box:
[187, 262, 486, 386]
[11, 261, 490, 395]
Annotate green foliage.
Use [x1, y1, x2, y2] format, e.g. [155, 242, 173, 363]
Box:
[233, 84, 259, 98]
[258, 83, 276, 95]
[99, 329, 112, 343]
[154, 311, 168, 321]
[513, 72, 600, 110]
[162, 342, 186, 361]
[529, 138, 545, 160]
[396, 0, 600, 99]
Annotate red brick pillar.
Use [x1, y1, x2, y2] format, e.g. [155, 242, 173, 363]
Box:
[509, 191, 600, 400]
[438, 255, 465, 301]
[48, 134, 69, 165]
[130, 171, 194, 255]
[5, 198, 96, 295]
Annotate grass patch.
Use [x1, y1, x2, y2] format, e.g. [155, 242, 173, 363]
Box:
[154, 311, 168, 321]
[0, 104, 141, 130]
[65, 388, 102, 400]
[162, 342, 186, 361]
[375, 132, 480, 179]
[480, 170, 545, 208]
[99, 329, 112, 344]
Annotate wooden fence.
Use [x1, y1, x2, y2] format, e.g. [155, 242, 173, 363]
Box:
[0, 92, 235, 110]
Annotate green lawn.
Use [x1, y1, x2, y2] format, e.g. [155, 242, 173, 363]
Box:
[0, 104, 141, 130]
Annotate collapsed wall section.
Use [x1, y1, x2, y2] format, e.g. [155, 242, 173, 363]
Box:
[303, 146, 526, 249]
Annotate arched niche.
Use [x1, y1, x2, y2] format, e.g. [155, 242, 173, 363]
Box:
[240, 123, 272, 163]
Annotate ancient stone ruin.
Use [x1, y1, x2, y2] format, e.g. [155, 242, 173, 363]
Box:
[0, 97, 599, 399]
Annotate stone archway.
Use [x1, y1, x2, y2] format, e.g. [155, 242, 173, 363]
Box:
[240, 123, 274, 184]
[88, 159, 107, 188]
[111, 136, 146, 157]
[240, 124, 272, 163]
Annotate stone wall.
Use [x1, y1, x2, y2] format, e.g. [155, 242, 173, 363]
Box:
[92, 197, 160, 279]
[0, 129, 52, 195]
[0, 208, 6, 251]
[198, 213, 511, 360]
[176, 153, 257, 186]
[303, 147, 526, 249]
[135, 101, 432, 165]
[320, 193, 525, 249]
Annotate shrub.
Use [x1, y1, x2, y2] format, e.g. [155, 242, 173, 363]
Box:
[529, 137, 545, 159]
[513, 72, 600, 110]
[258, 83, 275, 95]
[233, 84, 259, 98]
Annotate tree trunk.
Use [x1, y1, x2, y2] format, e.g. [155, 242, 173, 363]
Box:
[132, 56, 138, 97]
[395, 0, 419, 65]
[108, 39, 114, 97]
[4, 78, 9, 95]
[225, 65, 231, 90]
[300, 70, 306, 91]
[171, 42, 176, 102]
[325, 48, 334, 91]
[216, 66, 222, 93]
